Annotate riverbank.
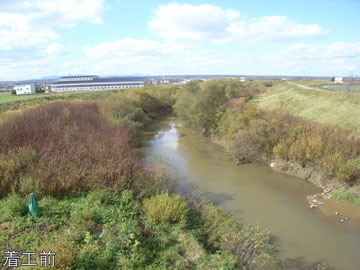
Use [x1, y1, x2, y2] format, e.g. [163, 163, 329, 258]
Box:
[211, 130, 360, 227]
[0, 89, 280, 269]
[268, 158, 360, 226]
[253, 80, 360, 133]
[143, 118, 360, 270]
[253, 80, 360, 208]
[173, 79, 360, 211]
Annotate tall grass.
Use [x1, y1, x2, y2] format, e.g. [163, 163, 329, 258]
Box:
[0, 101, 169, 198]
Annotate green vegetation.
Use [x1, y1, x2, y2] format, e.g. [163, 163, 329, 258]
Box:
[332, 190, 360, 206]
[0, 89, 279, 269]
[0, 91, 43, 103]
[101, 86, 175, 144]
[143, 192, 188, 227]
[175, 79, 360, 185]
[253, 81, 360, 132]
[0, 189, 278, 269]
[0, 90, 120, 113]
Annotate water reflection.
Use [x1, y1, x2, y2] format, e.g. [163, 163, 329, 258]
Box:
[147, 124, 179, 148]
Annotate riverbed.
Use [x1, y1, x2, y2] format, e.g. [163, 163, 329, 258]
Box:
[141, 118, 360, 270]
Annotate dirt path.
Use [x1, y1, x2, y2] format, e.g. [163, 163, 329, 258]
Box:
[287, 81, 323, 91]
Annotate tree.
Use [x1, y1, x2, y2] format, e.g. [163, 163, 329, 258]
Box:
[187, 81, 228, 135]
[173, 91, 194, 120]
[184, 80, 200, 94]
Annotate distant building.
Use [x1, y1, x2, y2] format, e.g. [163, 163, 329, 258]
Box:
[239, 77, 246, 82]
[51, 75, 145, 93]
[150, 78, 160, 85]
[172, 78, 194, 85]
[334, 77, 343, 84]
[14, 84, 35, 95]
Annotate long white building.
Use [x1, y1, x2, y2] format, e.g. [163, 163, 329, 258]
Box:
[51, 75, 145, 93]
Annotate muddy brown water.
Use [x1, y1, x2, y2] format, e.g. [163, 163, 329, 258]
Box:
[141, 118, 360, 270]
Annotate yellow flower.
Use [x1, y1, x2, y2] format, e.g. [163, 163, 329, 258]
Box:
[134, 240, 140, 247]
[127, 239, 132, 245]
[130, 233, 135, 239]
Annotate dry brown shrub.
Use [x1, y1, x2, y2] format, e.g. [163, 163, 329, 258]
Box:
[0, 102, 161, 198]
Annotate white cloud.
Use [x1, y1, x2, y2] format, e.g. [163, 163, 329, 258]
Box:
[225, 16, 327, 44]
[81, 38, 193, 75]
[1, 1, 358, 79]
[78, 38, 360, 77]
[260, 42, 360, 75]
[83, 38, 167, 59]
[149, 3, 328, 44]
[33, 0, 105, 26]
[264, 42, 360, 61]
[0, 0, 105, 79]
[0, 0, 105, 50]
[44, 43, 70, 57]
[149, 3, 240, 42]
[82, 37, 201, 60]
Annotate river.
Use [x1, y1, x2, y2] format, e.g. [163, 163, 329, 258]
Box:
[141, 118, 360, 270]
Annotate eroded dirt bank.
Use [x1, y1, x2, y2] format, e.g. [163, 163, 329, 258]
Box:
[269, 158, 360, 226]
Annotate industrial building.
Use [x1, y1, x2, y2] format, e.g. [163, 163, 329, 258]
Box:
[14, 84, 35, 95]
[51, 75, 145, 93]
[334, 77, 343, 84]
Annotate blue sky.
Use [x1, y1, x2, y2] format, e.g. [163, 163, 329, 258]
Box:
[1, 0, 359, 80]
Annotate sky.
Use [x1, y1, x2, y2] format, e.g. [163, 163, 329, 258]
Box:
[0, 0, 359, 80]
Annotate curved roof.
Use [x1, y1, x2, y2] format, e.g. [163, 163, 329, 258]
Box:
[52, 76, 145, 85]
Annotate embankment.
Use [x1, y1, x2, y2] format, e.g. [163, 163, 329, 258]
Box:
[173, 79, 360, 208]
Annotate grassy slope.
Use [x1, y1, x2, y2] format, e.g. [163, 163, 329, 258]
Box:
[254, 80, 360, 203]
[253, 81, 360, 133]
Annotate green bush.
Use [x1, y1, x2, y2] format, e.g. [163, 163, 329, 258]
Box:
[86, 188, 114, 204]
[7, 191, 28, 216]
[193, 198, 279, 270]
[0, 187, 279, 270]
[332, 191, 360, 206]
[143, 192, 188, 227]
[18, 176, 43, 197]
[173, 91, 194, 121]
[335, 160, 359, 183]
[186, 81, 228, 135]
[101, 88, 175, 144]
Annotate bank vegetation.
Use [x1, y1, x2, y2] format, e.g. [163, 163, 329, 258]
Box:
[0, 87, 279, 269]
[174, 80, 360, 204]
